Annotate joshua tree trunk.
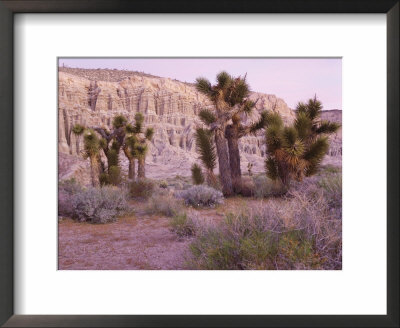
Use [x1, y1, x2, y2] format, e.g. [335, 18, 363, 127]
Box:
[75, 137, 80, 156]
[214, 128, 233, 196]
[137, 157, 145, 179]
[89, 155, 100, 187]
[225, 124, 241, 190]
[123, 146, 136, 180]
[128, 158, 135, 180]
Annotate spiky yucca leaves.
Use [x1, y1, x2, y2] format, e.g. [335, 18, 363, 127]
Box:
[294, 96, 340, 143]
[249, 111, 269, 134]
[191, 163, 205, 185]
[145, 127, 154, 141]
[303, 137, 329, 176]
[265, 97, 340, 187]
[195, 128, 217, 186]
[112, 115, 128, 129]
[195, 77, 213, 97]
[83, 129, 101, 187]
[72, 124, 85, 155]
[199, 109, 217, 125]
[72, 124, 85, 135]
[83, 129, 100, 158]
[316, 121, 341, 134]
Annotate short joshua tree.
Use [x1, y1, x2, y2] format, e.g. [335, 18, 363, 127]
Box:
[265, 96, 340, 188]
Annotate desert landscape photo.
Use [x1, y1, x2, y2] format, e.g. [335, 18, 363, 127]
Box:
[58, 58, 342, 270]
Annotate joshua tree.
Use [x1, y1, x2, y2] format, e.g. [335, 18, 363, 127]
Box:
[127, 113, 154, 180]
[82, 129, 101, 187]
[194, 127, 217, 186]
[191, 163, 205, 185]
[265, 96, 340, 187]
[123, 133, 138, 180]
[196, 72, 268, 195]
[72, 123, 85, 155]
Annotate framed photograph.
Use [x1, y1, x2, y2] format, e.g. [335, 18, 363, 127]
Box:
[0, 1, 398, 327]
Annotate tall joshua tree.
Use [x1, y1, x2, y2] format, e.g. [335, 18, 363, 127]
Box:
[196, 72, 268, 194]
[265, 96, 340, 187]
[72, 123, 85, 155]
[82, 129, 101, 187]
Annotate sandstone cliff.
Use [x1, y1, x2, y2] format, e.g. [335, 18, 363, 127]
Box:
[58, 67, 340, 183]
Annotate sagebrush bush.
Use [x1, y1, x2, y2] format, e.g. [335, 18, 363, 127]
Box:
[129, 179, 155, 199]
[71, 186, 129, 223]
[318, 173, 342, 211]
[58, 178, 83, 217]
[188, 188, 341, 270]
[252, 175, 288, 198]
[145, 194, 184, 217]
[159, 180, 168, 189]
[178, 185, 224, 208]
[170, 213, 198, 237]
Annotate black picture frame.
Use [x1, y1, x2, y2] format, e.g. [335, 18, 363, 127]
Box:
[0, 1, 398, 327]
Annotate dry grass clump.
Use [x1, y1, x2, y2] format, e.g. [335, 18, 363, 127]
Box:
[187, 185, 342, 270]
[169, 213, 199, 237]
[252, 175, 288, 198]
[129, 179, 155, 199]
[144, 192, 185, 218]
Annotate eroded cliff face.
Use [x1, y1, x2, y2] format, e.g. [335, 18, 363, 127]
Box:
[58, 69, 296, 181]
[58, 68, 340, 183]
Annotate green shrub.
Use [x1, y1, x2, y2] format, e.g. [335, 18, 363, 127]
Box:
[99, 173, 109, 186]
[129, 179, 155, 199]
[252, 175, 287, 198]
[145, 194, 184, 217]
[178, 185, 223, 208]
[70, 186, 129, 223]
[170, 213, 197, 237]
[318, 173, 342, 210]
[159, 180, 168, 189]
[191, 163, 205, 185]
[188, 189, 342, 270]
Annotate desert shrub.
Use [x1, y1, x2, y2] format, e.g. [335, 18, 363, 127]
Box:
[58, 178, 83, 217]
[71, 186, 129, 223]
[191, 163, 205, 185]
[129, 179, 155, 199]
[188, 189, 341, 270]
[99, 173, 109, 186]
[170, 213, 198, 237]
[318, 173, 342, 210]
[234, 176, 255, 197]
[178, 185, 224, 208]
[252, 175, 288, 198]
[145, 194, 184, 217]
[159, 180, 168, 189]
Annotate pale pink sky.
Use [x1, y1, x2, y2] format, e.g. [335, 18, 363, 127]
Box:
[59, 58, 342, 110]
